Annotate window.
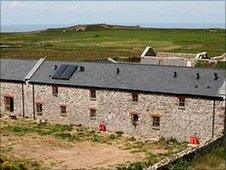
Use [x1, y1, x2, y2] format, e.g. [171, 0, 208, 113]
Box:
[178, 97, 186, 107]
[90, 89, 96, 100]
[90, 108, 97, 119]
[52, 85, 58, 96]
[4, 97, 14, 112]
[36, 103, 43, 115]
[60, 106, 67, 116]
[131, 113, 139, 127]
[152, 117, 160, 127]
[132, 93, 138, 102]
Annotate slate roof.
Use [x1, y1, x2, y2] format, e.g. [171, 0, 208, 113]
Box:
[0, 59, 37, 82]
[28, 60, 225, 99]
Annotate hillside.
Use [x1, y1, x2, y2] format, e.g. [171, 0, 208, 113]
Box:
[1, 24, 225, 62]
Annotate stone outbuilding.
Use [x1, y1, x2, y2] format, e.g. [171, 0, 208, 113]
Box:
[140, 47, 225, 67]
[0, 58, 225, 142]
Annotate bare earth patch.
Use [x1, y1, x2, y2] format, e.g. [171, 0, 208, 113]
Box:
[2, 134, 144, 169]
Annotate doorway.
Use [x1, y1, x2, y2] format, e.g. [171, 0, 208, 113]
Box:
[4, 97, 14, 112]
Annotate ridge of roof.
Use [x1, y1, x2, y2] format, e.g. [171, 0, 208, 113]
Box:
[1, 58, 225, 71]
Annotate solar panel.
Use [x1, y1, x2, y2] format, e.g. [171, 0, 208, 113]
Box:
[52, 64, 69, 79]
[60, 65, 78, 80]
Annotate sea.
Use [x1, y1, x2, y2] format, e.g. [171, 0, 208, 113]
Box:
[1, 23, 225, 33]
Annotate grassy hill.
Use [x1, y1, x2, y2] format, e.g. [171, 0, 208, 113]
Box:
[1, 24, 225, 62]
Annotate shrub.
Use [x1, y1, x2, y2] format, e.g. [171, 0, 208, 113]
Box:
[31, 161, 41, 170]
[129, 136, 136, 141]
[10, 126, 30, 134]
[169, 159, 189, 170]
[195, 60, 216, 68]
[54, 132, 78, 142]
[18, 163, 28, 170]
[92, 134, 104, 143]
[118, 162, 143, 170]
[216, 61, 226, 69]
[166, 138, 179, 145]
[115, 131, 124, 137]
[144, 152, 158, 166]
[109, 134, 116, 140]
[94, 34, 100, 37]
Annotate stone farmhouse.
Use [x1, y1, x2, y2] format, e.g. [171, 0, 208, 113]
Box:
[0, 58, 225, 142]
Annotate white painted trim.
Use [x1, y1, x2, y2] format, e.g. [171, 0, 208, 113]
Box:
[24, 58, 45, 81]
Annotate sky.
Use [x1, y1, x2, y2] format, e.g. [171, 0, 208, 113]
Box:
[1, 0, 225, 26]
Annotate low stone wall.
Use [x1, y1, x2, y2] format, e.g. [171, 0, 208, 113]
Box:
[156, 52, 196, 59]
[141, 56, 196, 67]
[141, 56, 219, 67]
[146, 135, 224, 170]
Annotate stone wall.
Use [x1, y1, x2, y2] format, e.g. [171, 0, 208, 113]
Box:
[156, 52, 196, 59]
[147, 135, 224, 170]
[140, 54, 220, 67]
[141, 52, 196, 66]
[0, 81, 224, 142]
[0, 82, 23, 116]
[31, 84, 224, 142]
[141, 56, 196, 67]
[23, 83, 34, 118]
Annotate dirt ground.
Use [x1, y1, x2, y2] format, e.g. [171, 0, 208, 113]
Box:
[2, 134, 145, 169]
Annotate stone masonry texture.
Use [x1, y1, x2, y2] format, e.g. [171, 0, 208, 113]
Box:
[0, 82, 225, 142]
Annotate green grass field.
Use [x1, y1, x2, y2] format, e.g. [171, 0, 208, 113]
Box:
[1, 26, 225, 62]
[170, 145, 226, 170]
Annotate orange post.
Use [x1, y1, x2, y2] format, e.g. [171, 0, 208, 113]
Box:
[189, 136, 199, 145]
[98, 123, 106, 133]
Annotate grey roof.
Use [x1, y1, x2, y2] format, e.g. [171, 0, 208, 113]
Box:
[29, 60, 226, 99]
[0, 59, 37, 81]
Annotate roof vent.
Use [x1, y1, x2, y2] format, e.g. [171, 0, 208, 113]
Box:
[54, 65, 58, 70]
[195, 85, 198, 88]
[207, 86, 211, 89]
[196, 73, 200, 79]
[173, 72, 177, 78]
[79, 66, 85, 72]
[116, 68, 120, 74]
[214, 73, 218, 80]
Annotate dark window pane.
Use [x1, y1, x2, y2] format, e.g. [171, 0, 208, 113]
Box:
[179, 97, 186, 107]
[132, 93, 138, 102]
[52, 85, 58, 96]
[60, 106, 66, 114]
[132, 114, 139, 122]
[152, 117, 160, 127]
[90, 89, 96, 99]
[90, 109, 97, 119]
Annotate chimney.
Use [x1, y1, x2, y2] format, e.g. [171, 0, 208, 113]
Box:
[116, 68, 120, 74]
[54, 65, 58, 70]
[79, 66, 85, 72]
[214, 73, 218, 80]
[173, 72, 177, 78]
[196, 73, 200, 79]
